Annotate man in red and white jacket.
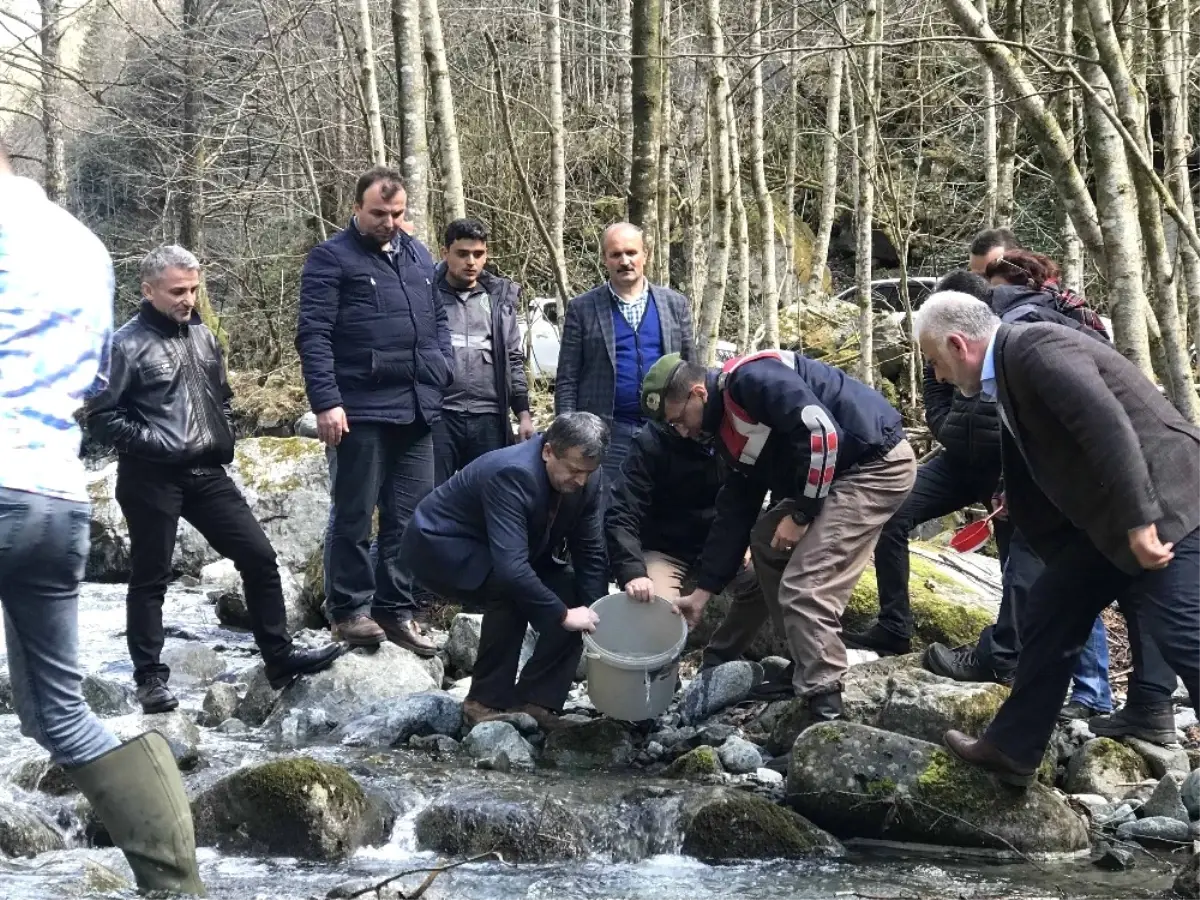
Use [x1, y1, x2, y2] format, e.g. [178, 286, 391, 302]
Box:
[638, 350, 916, 722]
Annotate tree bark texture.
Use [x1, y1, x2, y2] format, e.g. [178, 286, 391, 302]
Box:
[807, 1, 847, 309]
[728, 95, 751, 353]
[749, 0, 778, 348]
[978, 0, 999, 225]
[546, 0, 569, 319]
[854, 0, 881, 387]
[653, 0, 673, 287]
[995, 0, 1020, 224]
[629, 0, 662, 263]
[38, 0, 66, 204]
[617, 0, 633, 199]
[391, 0, 429, 242]
[421, 0, 465, 219]
[355, 0, 387, 165]
[697, 0, 733, 364]
[179, 0, 206, 252]
[1055, 0, 1085, 289]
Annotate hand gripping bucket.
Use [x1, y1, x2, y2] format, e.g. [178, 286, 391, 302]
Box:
[582, 592, 688, 722]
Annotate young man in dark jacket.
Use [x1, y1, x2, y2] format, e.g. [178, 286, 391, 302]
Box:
[297, 167, 450, 653]
[433, 218, 534, 484]
[643, 350, 916, 720]
[403, 413, 607, 730]
[916, 293, 1199, 785]
[87, 246, 340, 714]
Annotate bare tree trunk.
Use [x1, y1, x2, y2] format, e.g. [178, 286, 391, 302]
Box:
[546, 0, 569, 320]
[995, 0, 1020, 225]
[728, 95, 751, 352]
[782, 0, 800, 316]
[392, 0, 428, 241]
[629, 0, 662, 261]
[37, 0, 66, 204]
[421, 0, 465, 219]
[1085, 0, 1196, 418]
[697, 0, 732, 364]
[855, 0, 881, 387]
[806, 1, 847, 308]
[979, 0, 998, 224]
[683, 78, 710, 311]
[1056, 0, 1085, 289]
[355, 0, 386, 164]
[179, 0, 206, 252]
[617, 0, 633, 198]
[1075, 0, 1155, 374]
[748, 0, 778, 348]
[654, 0, 673, 286]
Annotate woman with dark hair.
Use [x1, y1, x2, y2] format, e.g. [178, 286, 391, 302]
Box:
[985, 250, 1110, 338]
[983, 249, 1060, 289]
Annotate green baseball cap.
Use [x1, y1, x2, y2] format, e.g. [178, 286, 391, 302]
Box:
[640, 353, 684, 421]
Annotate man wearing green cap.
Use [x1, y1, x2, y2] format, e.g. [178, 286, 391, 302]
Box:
[641, 349, 916, 720]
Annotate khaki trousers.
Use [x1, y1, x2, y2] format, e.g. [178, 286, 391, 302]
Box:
[750, 441, 917, 697]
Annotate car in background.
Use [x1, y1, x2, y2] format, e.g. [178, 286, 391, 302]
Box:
[520, 297, 736, 381]
[834, 276, 938, 313]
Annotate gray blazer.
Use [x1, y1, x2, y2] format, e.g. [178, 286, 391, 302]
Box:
[994, 322, 1200, 574]
[553, 282, 693, 421]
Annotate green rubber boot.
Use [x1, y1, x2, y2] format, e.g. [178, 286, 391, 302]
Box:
[70, 731, 205, 895]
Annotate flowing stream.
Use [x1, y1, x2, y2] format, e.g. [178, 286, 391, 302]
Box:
[0, 584, 1178, 900]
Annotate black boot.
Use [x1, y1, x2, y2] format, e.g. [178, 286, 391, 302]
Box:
[843, 621, 911, 656]
[264, 643, 343, 690]
[807, 688, 842, 722]
[749, 662, 796, 700]
[136, 677, 179, 714]
[922, 643, 998, 683]
[1089, 701, 1178, 745]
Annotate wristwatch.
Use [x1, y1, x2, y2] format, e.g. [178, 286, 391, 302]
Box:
[790, 509, 814, 527]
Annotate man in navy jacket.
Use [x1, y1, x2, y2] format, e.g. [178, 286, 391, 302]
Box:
[402, 413, 607, 729]
[297, 167, 450, 653]
[643, 351, 916, 722]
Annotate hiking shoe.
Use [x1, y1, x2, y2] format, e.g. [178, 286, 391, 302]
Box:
[374, 611, 437, 658]
[1089, 702, 1178, 745]
[922, 643, 996, 682]
[463, 699, 514, 728]
[1059, 701, 1104, 722]
[807, 688, 843, 723]
[513, 702, 569, 732]
[843, 621, 911, 656]
[135, 677, 179, 714]
[332, 614, 386, 647]
[264, 643, 343, 690]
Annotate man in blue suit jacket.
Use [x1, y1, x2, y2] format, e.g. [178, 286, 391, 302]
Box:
[403, 412, 608, 728]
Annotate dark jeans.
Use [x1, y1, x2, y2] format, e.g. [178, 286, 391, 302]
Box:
[603, 418, 643, 499]
[325, 422, 433, 623]
[0, 488, 119, 767]
[420, 562, 584, 712]
[116, 463, 290, 683]
[986, 528, 1200, 768]
[432, 411, 508, 486]
[975, 528, 1037, 677]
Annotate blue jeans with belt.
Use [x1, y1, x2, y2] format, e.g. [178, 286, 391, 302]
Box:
[0, 487, 120, 767]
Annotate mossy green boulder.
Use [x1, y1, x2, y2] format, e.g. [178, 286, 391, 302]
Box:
[786, 721, 1088, 857]
[192, 758, 391, 860]
[1065, 738, 1150, 799]
[666, 746, 724, 780]
[680, 789, 844, 861]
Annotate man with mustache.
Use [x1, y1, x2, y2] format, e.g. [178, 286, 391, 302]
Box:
[554, 223, 693, 491]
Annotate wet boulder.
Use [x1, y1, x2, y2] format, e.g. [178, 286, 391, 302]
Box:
[1174, 849, 1199, 899]
[237, 642, 437, 728]
[666, 746, 723, 781]
[680, 789, 843, 861]
[787, 722, 1089, 856]
[542, 718, 635, 770]
[0, 801, 65, 857]
[192, 758, 389, 861]
[1140, 776, 1190, 824]
[677, 661, 760, 726]
[333, 692, 464, 747]
[110, 710, 202, 770]
[200, 683, 241, 728]
[415, 785, 588, 862]
[462, 721, 536, 771]
[203, 558, 320, 635]
[1065, 738, 1149, 800]
[80, 674, 136, 717]
[160, 643, 227, 686]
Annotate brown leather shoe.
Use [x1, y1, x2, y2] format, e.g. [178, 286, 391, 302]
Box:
[332, 614, 385, 647]
[513, 702, 569, 732]
[374, 611, 437, 658]
[463, 699, 514, 728]
[943, 729, 1036, 788]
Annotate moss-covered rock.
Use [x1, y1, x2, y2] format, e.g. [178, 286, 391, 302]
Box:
[0, 801, 66, 857]
[786, 721, 1089, 857]
[543, 718, 635, 770]
[1065, 738, 1150, 799]
[415, 785, 587, 862]
[192, 758, 390, 860]
[666, 746, 724, 781]
[227, 369, 309, 438]
[680, 789, 843, 861]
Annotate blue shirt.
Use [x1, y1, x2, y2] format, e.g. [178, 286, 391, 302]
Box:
[980, 327, 1000, 401]
[0, 176, 113, 502]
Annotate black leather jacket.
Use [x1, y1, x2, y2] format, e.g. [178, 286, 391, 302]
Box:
[922, 361, 1002, 472]
[86, 301, 236, 467]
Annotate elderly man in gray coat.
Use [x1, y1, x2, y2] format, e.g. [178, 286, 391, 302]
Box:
[554, 223, 693, 490]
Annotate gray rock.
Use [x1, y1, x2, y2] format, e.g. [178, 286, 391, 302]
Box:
[414, 785, 587, 862]
[0, 671, 12, 713]
[754, 767, 785, 786]
[759, 656, 791, 682]
[1093, 803, 1137, 830]
[334, 692, 463, 747]
[445, 614, 537, 676]
[192, 758, 390, 860]
[12, 758, 76, 796]
[1141, 776, 1190, 823]
[207, 560, 318, 635]
[1182, 769, 1200, 820]
[718, 737, 765, 775]
[1177, 707, 1198, 731]
[0, 801, 65, 857]
[160, 643, 226, 685]
[1123, 780, 1159, 807]
[111, 710, 201, 770]
[408, 734, 460, 755]
[215, 718, 249, 735]
[80, 674, 136, 717]
[1093, 843, 1136, 871]
[678, 662, 760, 726]
[542, 718, 634, 769]
[1125, 737, 1192, 780]
[787, 721, 1090, 855]
[270, 707, 334, 747]
[1174, 850, 1199, 900]
[200, 682, 241, 727]
[680, 788, 843, 861]
[1116, 815, 1191, 846]
[1065, 739, 1149, 799]
[295, 412, 318, 438]
[238, 642, 437, 728]
[462, 721, 536, 771]
[697, 723, 738, 746]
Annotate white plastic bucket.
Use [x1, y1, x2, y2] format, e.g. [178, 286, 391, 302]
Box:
[582, 592, 687, 722]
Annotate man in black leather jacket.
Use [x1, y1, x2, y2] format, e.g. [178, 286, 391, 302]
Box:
[87, 246, 340, 713]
